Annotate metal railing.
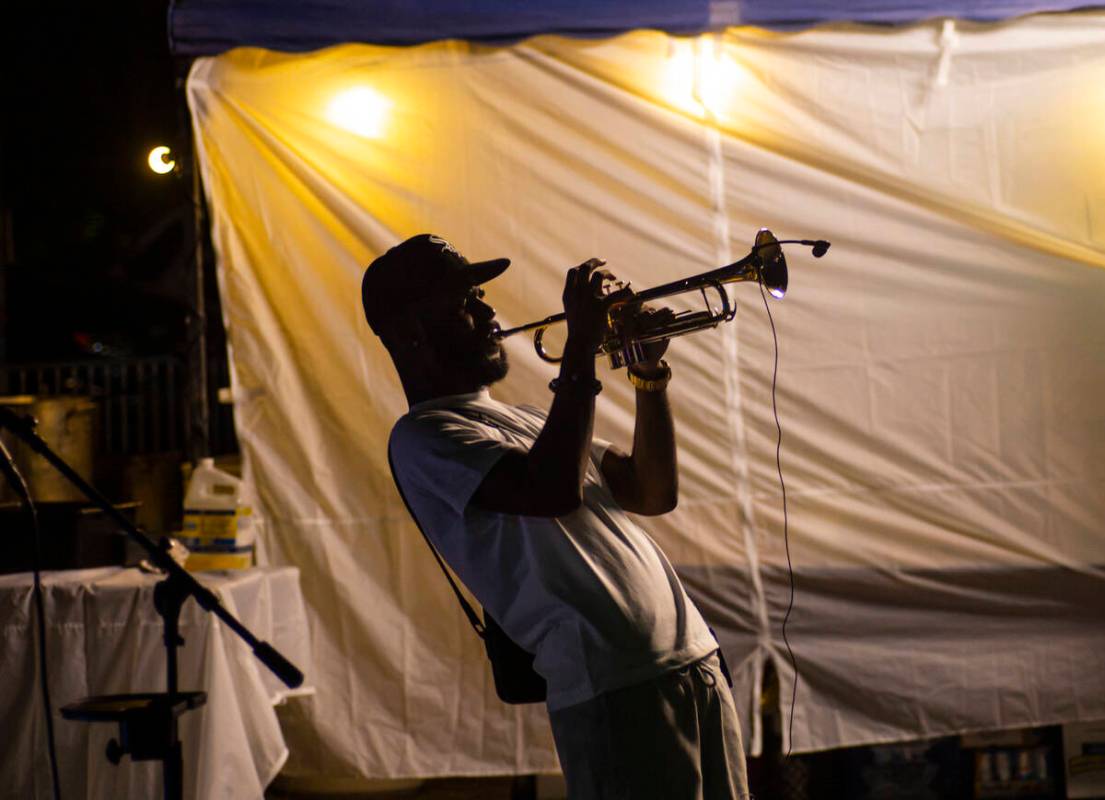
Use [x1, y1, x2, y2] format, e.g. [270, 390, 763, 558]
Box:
[2, 355, 241, 457]
[1, 357, 187, 455]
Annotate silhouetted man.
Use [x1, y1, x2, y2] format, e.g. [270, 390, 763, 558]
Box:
[363, 233, 749, 799]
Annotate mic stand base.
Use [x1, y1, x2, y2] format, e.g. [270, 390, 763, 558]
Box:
[60, 567, 205, 800]
[61, 692, 207, 798]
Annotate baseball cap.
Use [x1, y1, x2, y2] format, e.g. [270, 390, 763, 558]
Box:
[361, 234, 510, 334]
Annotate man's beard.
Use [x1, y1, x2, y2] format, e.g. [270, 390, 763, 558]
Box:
[468, 341, 510, 386]
[437, 331, 510, 387]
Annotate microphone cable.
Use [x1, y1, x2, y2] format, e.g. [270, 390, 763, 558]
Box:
[0, 439, 62, 800]
[758, 280, 799, 760]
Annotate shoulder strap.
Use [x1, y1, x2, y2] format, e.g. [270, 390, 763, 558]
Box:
[386, 443, 485, 637]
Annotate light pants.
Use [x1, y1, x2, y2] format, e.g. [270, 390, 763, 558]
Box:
[548, 652, 751, 800]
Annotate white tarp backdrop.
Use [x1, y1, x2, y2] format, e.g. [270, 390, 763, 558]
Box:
[187, 13, 1105, 780]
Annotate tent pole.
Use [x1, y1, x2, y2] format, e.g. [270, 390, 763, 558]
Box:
[189, 140, 210, 461]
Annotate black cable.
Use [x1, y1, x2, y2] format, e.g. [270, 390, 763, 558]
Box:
[0, 440, 62, 799]
[31, 505, 63, 800]
[758, 280, 798, 760]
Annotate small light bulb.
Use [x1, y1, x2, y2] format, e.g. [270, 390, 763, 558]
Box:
[148, 146, 176, 175]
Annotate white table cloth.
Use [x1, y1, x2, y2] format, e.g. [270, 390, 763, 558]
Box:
[0, 566, 312, 799]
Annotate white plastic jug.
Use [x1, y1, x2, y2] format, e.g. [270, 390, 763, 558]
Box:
[182, 457, 255, 570]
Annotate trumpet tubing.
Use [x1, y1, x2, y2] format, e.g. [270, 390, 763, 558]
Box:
[495, 228, 810, 370]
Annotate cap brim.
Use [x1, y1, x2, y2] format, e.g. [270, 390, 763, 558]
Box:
[465, 258, 510, 286]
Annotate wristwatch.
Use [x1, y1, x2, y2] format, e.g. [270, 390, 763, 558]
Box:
[627, 360, 671, 392]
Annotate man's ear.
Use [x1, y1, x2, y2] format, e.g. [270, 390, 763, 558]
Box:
[379, 315, 428, 357]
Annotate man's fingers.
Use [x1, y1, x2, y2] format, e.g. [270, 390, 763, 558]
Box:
[582, 262, 606, 291]
[566, 263, 589, 291]
[576, 258, 605, 280]
[588, 269, 613, 298]
[603, 286, 635, 306]
[642, 306, 676, 324]
[567, 258, 606, 291]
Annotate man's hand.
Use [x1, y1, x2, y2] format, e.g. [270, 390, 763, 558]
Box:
[563, 259, 633, 352]
[600, 304, 679, 515]
[625, 305, 675, 374]
[469, 259, 631, 518]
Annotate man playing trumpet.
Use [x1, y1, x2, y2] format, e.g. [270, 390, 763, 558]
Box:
[362, 233, 749, 800]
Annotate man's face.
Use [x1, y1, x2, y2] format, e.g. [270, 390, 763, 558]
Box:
[421, 285, 509, 386]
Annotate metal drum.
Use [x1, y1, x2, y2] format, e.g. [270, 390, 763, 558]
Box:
[0, 395, 97, 502]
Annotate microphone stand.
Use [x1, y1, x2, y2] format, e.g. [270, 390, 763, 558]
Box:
[0, 407, 303, 800]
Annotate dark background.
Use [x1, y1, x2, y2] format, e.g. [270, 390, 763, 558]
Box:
[1, 0, 194, 364]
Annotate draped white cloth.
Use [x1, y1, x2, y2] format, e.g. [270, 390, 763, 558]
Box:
[185, 13, 1105, 780]
[3, 567, 312, 799]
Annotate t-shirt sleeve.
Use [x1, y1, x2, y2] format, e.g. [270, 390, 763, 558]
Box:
[389, 413, 514, 518]
[590, 436, 613, 470]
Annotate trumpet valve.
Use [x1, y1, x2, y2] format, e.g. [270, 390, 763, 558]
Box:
[602, 278, 631, 297]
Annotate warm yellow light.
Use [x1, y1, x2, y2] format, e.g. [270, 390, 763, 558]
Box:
[327, 86, 392, 139]
[147, 146, 176, 174]
[660, 39, 700, 117]
[660, 35, 750, 120]
[693, 37, 726, 117]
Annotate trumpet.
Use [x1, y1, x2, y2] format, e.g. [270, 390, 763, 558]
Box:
[494, 229, 829, 369]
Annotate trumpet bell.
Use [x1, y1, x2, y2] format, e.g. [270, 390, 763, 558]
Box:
[755, 228, 788, 299]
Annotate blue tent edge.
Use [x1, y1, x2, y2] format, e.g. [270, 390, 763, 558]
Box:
[168, 0, 1100, 57]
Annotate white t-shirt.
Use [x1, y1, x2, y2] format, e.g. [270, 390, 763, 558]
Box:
[389, 388, 717, 711]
